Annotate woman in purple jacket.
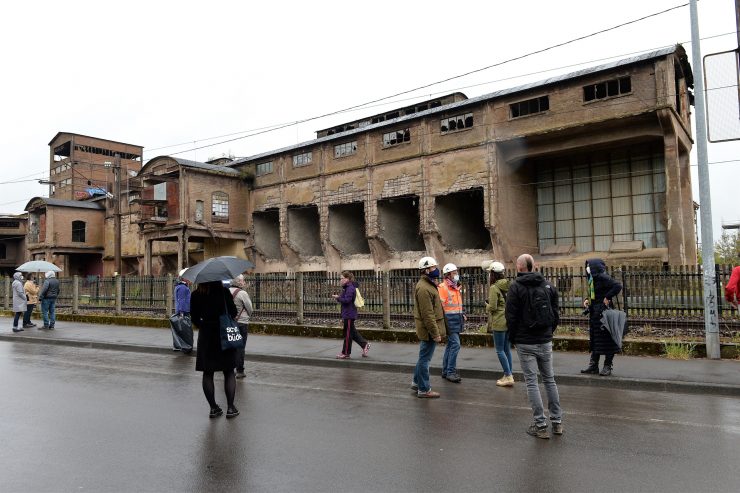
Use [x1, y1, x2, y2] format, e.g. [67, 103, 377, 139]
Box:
[332, 271, 370, 359]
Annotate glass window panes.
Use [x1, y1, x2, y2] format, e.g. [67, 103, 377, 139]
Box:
[293, 152, 312, 167]
[256, 161, 273, 176]
[535, 144, 666, 253]
[212, 192, 229, 222]
[334, 141, 357, 158]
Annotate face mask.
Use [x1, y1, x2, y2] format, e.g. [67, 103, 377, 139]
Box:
[586, 266, 591, 275]
[452, 274, 460, 283]
[428, 268, 440, 279]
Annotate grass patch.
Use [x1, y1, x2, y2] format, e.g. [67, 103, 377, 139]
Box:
[662, 339, 696, 360]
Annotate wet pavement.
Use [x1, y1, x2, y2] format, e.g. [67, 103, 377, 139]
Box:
[1, 316, 739, 396]
[0, 342, 738, 493]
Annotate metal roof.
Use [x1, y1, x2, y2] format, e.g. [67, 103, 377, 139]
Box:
[140, 156, 240, 176]
[25, 197, 105, 211]
[229, 45, 680, 167]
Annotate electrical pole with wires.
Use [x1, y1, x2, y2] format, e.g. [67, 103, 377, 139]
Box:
[113, 153, 122, 276]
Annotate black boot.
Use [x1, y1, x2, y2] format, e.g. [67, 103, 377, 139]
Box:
[599, 364, 613, 376]
[580, 361, 599, 374]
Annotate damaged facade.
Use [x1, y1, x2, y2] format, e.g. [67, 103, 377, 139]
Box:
[19, 45, 697, 276]
[235, 45, 696, 272]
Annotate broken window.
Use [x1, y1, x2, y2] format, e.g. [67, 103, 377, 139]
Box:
[334, 141, 357, 158]
[440, 112, 474, 134]
[583, 76, 632, 102]
[293, 152, 312, 167]
[510, 96, 549, 119]
[383, 129, 411, 148]
[72, 220, 86, 243]
[212, 192, 229, 223]
[256, 161, 273, 176]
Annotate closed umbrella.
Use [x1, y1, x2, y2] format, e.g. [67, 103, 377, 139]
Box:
[181, 256, 254, 284]
[16, 261, 63, 273]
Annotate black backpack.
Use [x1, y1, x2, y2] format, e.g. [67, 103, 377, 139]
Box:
[522, 283, 556, 332]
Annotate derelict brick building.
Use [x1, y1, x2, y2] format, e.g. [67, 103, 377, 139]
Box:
[229, 45, 695, 273]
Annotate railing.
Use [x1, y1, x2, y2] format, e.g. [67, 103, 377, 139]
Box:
[1, 265, 737, 326]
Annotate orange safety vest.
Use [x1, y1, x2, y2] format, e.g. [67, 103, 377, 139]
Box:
[438, 282, 464, 314]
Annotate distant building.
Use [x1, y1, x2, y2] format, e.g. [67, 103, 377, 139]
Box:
[0, 214, 28, 276]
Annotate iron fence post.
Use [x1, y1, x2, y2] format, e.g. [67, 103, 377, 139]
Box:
[166, 274, 174, 315]
[715, 263, 723, 319]
[382, 272, 391, 330]
[621, 266, 628, 317]
[115, 275, 122, 315]
[296, 272, 304, 325]
[72, 276, 79, 314]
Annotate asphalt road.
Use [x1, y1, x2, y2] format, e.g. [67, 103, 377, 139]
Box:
[1, 341, 738, 493]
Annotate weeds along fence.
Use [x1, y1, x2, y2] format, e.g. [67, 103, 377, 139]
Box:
[1, 265, 738, 325]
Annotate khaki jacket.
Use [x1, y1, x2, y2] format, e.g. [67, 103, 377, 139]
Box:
[486, 278, 510, 332]
[24, 280, 40, 305]
[413, 276, 447, 340]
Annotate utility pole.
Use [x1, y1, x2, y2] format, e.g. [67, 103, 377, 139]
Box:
[689, 0, 720, 359]
[113, 153, 122, 276]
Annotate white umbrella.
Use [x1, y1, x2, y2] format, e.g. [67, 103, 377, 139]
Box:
[16, 260, 63, 273]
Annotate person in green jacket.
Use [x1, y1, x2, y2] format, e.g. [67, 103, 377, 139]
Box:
[485, 261, 513, 387]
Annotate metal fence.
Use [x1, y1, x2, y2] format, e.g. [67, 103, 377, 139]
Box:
[1, 265, 738, 325]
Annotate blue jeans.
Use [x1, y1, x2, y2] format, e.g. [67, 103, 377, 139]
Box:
[41, 298, 57, 327]
[413, 339, 437, 393]
[442, 332, 461, 376]
[493, 331, 513, 376]
[516, 342, 562, 427]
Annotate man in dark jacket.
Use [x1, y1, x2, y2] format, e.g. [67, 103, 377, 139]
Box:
[39, 271, 60, 330]
[505, 254, 562, 439]
[412, 256, 446, 399]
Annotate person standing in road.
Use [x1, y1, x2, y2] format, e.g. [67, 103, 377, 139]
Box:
[191, 281, 240, 419]
[173, 269, 192, 351]
[332, 271, 370, 359]
[506, 254, 562, 439]
[11, 272, 27, 332]
[439, 263, 464, 383]
[23, 274, 39, 329]
[230, 274, 253, 378]
[39, 271, 60, 330]
[485, 261, 514, 387]
[412, 256, 447, 398]
[581, 258, 623, 376]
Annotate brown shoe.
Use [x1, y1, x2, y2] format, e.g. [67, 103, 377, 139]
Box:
[417, 390, 440, 398]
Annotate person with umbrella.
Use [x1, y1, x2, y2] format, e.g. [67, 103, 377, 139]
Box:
[11, 272, 27, 332]
[23, 274, 39, 329]
[183, 256, 254, 419]
[39, 271, 60, 330]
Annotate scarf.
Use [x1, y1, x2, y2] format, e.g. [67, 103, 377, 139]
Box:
[444, 278, 458, 290]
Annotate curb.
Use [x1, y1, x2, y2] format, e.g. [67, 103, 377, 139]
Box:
[2, 334, 738, 397]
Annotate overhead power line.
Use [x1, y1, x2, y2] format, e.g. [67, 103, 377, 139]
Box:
[159, 2, 690, 158]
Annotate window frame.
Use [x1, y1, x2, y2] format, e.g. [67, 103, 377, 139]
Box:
[440, 112, 474, 134]
[509, 96, 550, 119]
[292, 152, 312, 168]
[334, 141, 358, 159]
[71, 220, 86, 243]
[382, 128, 411, 148]
[583, 76, 632, 103]
[211, 192, 229, 223]
[256, 161, 274, 176]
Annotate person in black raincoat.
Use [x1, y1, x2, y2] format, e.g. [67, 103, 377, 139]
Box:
[581, 259, 622, 376]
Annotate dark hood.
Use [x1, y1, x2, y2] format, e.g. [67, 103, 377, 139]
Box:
[586, 258, 606, 276]
[515, 271, 545, 286]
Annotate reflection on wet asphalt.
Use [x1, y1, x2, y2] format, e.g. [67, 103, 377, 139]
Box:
[1, 342, 738, 493]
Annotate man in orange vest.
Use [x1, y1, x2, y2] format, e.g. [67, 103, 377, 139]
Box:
[439, 263, 465, 383]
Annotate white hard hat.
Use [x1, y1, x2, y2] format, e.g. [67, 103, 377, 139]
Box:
[442, 263, 458, 275]
[490, 261, 505, 273]
[178, 268, 188, 277]
[481, 260, 494, 271]
[418, 256, 438, 270]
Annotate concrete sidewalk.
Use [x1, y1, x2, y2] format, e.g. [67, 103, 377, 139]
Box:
[1, 316, 738, 396]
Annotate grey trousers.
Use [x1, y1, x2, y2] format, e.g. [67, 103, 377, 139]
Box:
[516, 342, 562, 427]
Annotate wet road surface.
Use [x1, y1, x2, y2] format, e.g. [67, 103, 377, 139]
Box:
[0, 341, 738, 492]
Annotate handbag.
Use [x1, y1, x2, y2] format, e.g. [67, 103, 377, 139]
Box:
[354, 288, 365, 308]
[219, 291, 244, 351]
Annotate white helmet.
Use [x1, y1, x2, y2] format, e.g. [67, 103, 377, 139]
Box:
[178, 268, 188, 277]
[480, 260, 494, 271]
[442, 263, 458, 275]
[490, 261, 505, 273]
[418, 256, 438, 270]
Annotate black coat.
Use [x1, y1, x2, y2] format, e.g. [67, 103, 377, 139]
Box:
[586, 259, 623, 355]
[192, 285, 238, 372]
[505, 272, 559, 345]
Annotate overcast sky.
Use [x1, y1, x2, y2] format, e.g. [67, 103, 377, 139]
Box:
[1, 0, 737, 242]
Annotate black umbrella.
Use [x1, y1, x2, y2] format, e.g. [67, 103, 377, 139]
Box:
[181, 256, 255, 284]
